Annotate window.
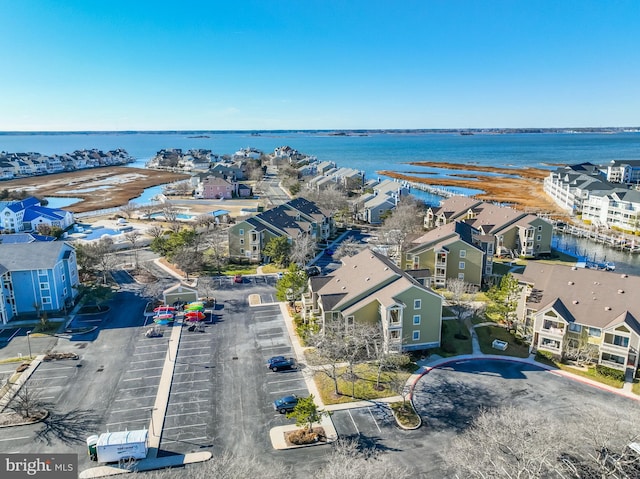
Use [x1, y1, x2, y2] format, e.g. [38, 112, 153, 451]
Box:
[459, 261, 465, 269]
[42, 297, 51, 304]
[40, 283, 48, 289]
[412, 330, 420, 341]
[459, 250, 466, 258]
[63, 288, 67, 296]
[413, 315, 421, 325]
[538, 225, 542, 231]
[601, 352, 625, 365]
[240, 239, 244, 245]
[346, 316, 354, 328]
[239, 229, 244, 236]
[414, 299, 421, 310]
[38, 269, 47, 275]
[588, 327, 601, 337]
[536, 235, 541, 241]
[389, 309, 400, 325]
[390, 330, 400, 339]
[458, 273, 465, 280]
[240, 248, 244, 254]
[61, 274, 65, 282]
[568, 323, 582, 333]
[541, 338, 560, 350]
[604, 333, 629, 348]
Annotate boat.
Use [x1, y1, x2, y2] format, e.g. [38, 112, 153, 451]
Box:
[184, 311, 205, 320]
[185, 305, 204, 311]
[154, 313, 174, 320]
[153, 306, 176, 312]
[154, 318, 171, 325]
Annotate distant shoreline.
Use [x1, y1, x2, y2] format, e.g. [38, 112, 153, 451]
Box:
[0, 127, 639, 136]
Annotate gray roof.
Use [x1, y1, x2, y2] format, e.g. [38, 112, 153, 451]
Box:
[516, 264, 640, 334]
[0, 242, 72, 271]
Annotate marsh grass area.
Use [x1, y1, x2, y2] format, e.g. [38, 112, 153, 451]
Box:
[1, 166, 189, 213]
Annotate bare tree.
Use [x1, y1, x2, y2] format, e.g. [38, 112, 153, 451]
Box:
[303, 185, 350, 226]
[138, 203, 157, 220]
[205, 228, 228, 275]
[119, 202, 138, 219]
[172, 247, 202, 280]
[562, 330, 599, 367]
[146, 224, 165, 240]
[8, 384, 47, 419]
[446, 278, 473, 336]
[290, 233, 316, 266]
[162, 205, 178, 223]
[124, 230, 142, 269]
[442, 405, 571, 479]
[334, 237, 362, 259]
[378, 196, 424, 261]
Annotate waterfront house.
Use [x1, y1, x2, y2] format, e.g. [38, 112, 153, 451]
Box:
[516, 263, 640, 374]
[581, 189, 640, 232]
[301, 248, 443, 353]
[0, 242, 80, 324]
[196, 176, 235, 199]
[404, 221, 485, 288]
[228, 197, 333, 262]
[0, 197, 74, 233]
[543, 163, 613, 213]
[606, 159, 640, 184]
[424, 197, 552, 259]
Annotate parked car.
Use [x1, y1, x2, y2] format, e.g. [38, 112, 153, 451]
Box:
[273, 395, 299, 414]
[267, 356, 297, 371]
[233, 274, 243, 283]
[325, 248, 334, 256]
[305, 265, 321, 277]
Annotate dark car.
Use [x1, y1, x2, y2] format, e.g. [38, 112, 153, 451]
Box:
[267, 356, 297, 372]
[233, 274, 243, 283]
[324, 248, 334, 256]
[305, 265, 321, 277]
[273, 395, 299, 414]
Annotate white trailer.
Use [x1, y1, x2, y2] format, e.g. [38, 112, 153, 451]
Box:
[87, 429, 149, 463]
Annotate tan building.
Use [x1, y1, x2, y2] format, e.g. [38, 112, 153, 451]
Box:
[302, 248, 443, 353]
[516, 263, 640, 373]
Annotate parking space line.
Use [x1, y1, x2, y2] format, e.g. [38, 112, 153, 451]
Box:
[367, 407, 382, 433]
[165, 412, 208, 418]
[115, 395, 157, 402]
[168, 399, 208, 406]
[40, 396, 56, 400]
[261, 345, 291, 350]
[0, 436, 31, 442]
[111, 405, 157, 414]
[171, 379, 209, 384]
[172, 371, 209, 376]
[119, 385, 159, 392]
[161, 436, 208, 444]
[122, 375, 162, 382]
[162, 423, 207, 431]
[132, 351, 166, 356]
[0, 369, 16, 375]
[129, 359, 165, 365]
[128, 366, 164, 373]
[270, 387, 309, 395]
[37, 366, 78, 370]
[347, 410, 360, 435]
[170, 389, 209, 395]
[256, 332, 282, 337]
[266, 377, 303, 384]
[35, 375, 68, 380]
[106, 419, 147, 428]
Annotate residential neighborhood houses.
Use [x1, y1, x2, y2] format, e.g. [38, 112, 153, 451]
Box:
[0, 196, 74, 233]
[0, 149, 133, 179]
[0, 241, 80, 324]
[302, 248, 442, 353]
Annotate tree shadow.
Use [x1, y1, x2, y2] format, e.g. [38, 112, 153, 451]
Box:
[36, 407, 101, 446]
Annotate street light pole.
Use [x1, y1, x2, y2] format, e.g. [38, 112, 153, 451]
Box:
[26, 330, 32, 359]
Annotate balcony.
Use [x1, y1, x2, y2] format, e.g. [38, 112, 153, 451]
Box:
[600, 341, 629, 356]
[599, 358, 626, 371]
[541, 326, 565, 337]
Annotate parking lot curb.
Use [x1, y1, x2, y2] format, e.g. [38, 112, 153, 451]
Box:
[270, 415, 338, 450]
[0, 354, 45, 413]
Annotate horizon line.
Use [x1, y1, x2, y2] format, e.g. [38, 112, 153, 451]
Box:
[1, 127, 639, 135]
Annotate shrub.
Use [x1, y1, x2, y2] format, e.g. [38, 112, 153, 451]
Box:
[535, 350, 556, 364]
[595, 364, 626, 382]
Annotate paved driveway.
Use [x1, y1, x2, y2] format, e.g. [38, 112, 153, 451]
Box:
[330, 358, 640, 476]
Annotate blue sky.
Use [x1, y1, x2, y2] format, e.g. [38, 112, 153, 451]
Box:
[1, 0, 638, 131]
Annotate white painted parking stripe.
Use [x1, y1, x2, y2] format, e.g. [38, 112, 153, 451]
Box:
[0, 436, 31, 442]
[132, 351, 166, 356]
[171, 379, 209, 384]
[261, 345, 290, 350]
[177, 347, 208, 351]
[165, 412, 208, 418]
[257, 332, 282, 337]
[40, 396, 56, 400]
[168, 399, 208, 406]
[171, 389, 209, 395]
[115, 395, 157, 402]
[111, 405, 157, 414]
[36, 375, 68, 380]
[0, 369, 16, 374]
[367, 407, 382, 433]
[129, 359, 164, 365]
[267, 378, 303, 386]
[347, 410, 360, 435]
[128, 366, 164, 373]
[37, 366, 78, 370]
[172, 371, 209, 376]
[162, 423, 207, 430]
[122, 375, 162, 382]
[161, 436, 208, 444]
[106, 419, 147, 427]
[270, 387, 309, 395]
[180, 340, 210, 344]
[118, 385, 158, 392]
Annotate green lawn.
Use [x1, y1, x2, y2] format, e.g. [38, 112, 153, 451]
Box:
[632, 381, 640, 396]
[313, 362, 413, 405]
[555, 364, 624, 389]
[430, 320, 472, 357]
[475, 325, 530, 358]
